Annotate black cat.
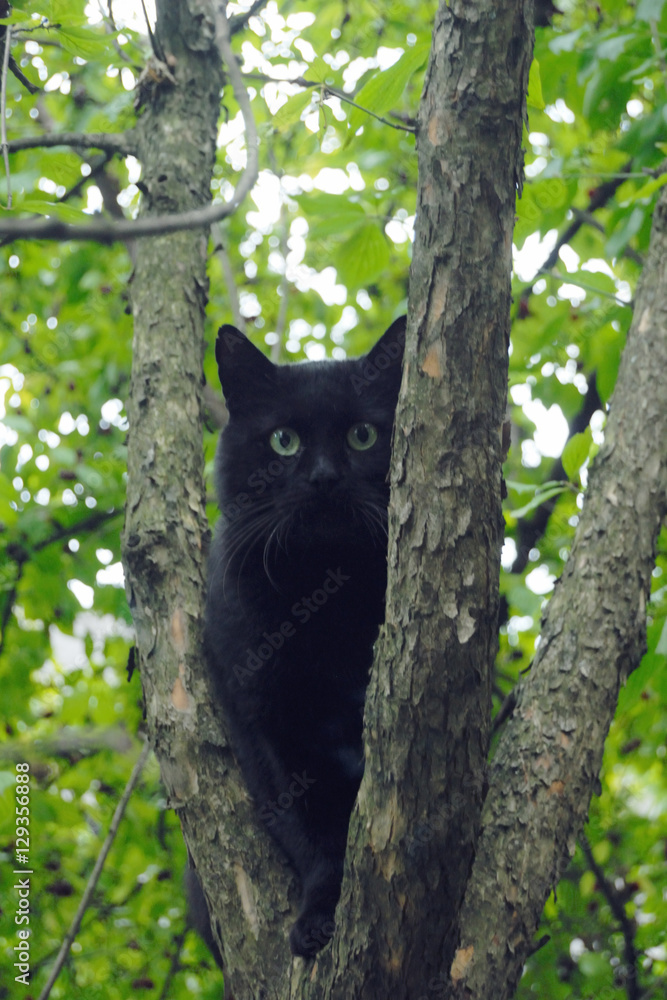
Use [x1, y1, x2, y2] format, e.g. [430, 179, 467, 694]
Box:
[204, 317, 405, 958]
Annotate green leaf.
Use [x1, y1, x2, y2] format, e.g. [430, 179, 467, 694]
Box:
[8, 0, 53, 11]
[348, 43, 429, 133]
[548, 28, 584, 54]
[637, 0, 667, 21]
[561, 427, 593, 481]
[590, 323, 625, 403]
[655, 618, 667, 656]
[0, 771, 17, 794]
[300, 195, 367, 239]
[0, 11, 38, 24]
[606, 205, 646, 258]
[272, 90, 315, 132]
[306, 56, 336, 85]
[505, 485, 569, 520]
[58, 26, 113, 59]
[622, 173, 667, 204]
[11, 199, 93, 224]
[333, 223, 390, 288]
[578, 949, 612, 985]
[1, 413, 34, 433]
[527, 59, 545, 111]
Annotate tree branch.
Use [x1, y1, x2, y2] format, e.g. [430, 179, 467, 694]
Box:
[120, 2, 288, 996]
[1, 24, 12, 207]
[210, 223, 246, 333]
[7, 51, 40, 93]
[243, 71, 417, 132]
[452, 184, 667, 1000]
[510, 371, 602, 574]
[0, 11, 259, 245]
[229, 0, 269, 35]
[324, 84, 417, 132]
[5, 130, 137, 155]
[516, 160, 634, 314]
[293, 4, 535, 998]
[580, 835, 641, 1000]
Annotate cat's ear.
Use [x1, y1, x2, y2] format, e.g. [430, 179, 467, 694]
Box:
[365, 315, 406, 371]
[358, 316, 406, 397]
[215, 325, 275, 407]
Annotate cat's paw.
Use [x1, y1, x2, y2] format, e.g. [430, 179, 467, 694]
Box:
[289, 908, 336, 958]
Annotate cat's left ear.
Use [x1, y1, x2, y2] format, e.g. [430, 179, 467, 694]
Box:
[365, 315, 406, 372]
[215, 324, 276, 407]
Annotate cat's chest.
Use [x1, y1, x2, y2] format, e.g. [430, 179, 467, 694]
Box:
[250, 554, 385, 635]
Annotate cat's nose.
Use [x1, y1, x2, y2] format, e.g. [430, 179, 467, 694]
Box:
[308, 455, 338, 487]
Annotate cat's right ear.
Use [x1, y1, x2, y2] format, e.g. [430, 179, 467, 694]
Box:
[215, 325, 276, 407]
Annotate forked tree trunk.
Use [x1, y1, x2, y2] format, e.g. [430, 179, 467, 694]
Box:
[121, 2, 667, 1000]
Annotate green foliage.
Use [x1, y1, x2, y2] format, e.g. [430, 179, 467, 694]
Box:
[0, 1, 666, 997]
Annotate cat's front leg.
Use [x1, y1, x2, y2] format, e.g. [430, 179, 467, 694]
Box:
[289, 854, 343, 958]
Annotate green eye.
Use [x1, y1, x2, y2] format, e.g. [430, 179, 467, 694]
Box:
[270, 428, 300, 456]
[347, 422, 378, 451]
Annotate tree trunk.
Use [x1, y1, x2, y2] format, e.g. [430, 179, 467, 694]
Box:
[121, 4, 298, 997]
[447, 183, 667, 1000]
[310, 2, 534, 997]
[122, 3, 666, 999]
[121, 1, 536, 999]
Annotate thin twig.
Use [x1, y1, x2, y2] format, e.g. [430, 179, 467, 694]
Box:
[242, 71, 417, 133]
[33, 508, 122, 553]
[156, 928, 188, 1000]
[140, 0, 164, 61]
[1, 24, 12, 207]
[0, 562, 23, 659]
[211, 222, 246, 332]
[322, 85, 416, 133]
[8, 56, 40, 94]
[492, 685, 519, 734]
[580, 834, 641, 1000]
[536, 269, 632, 307]
[272, 196, 290, 362]
[0, 5, 260, 243]
[6, 130, 137, 155]
[516, 160, 634, 314]
[96, 0, 140, 68]
[229, 0, 269, 35]
[0, 509, 122, 655]
[0, 152, 112, 248]
[213, 2, 259, 196]
[37, 740, 152, 1000]
[0, 727, 134, 760]
[649, 19, 667, 89]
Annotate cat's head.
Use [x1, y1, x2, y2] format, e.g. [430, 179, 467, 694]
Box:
[213, 318, 406, 556]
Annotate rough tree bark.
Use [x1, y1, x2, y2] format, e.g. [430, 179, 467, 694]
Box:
[447, 183, 667, 1000]
[306, 3, 534, 998]
[120, 2, 666, 1000]
[120, 0, 534, 998]
[121, 4, 299, 998]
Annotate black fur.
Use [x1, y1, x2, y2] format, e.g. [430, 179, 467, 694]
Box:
[205, 318, 405, 957]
